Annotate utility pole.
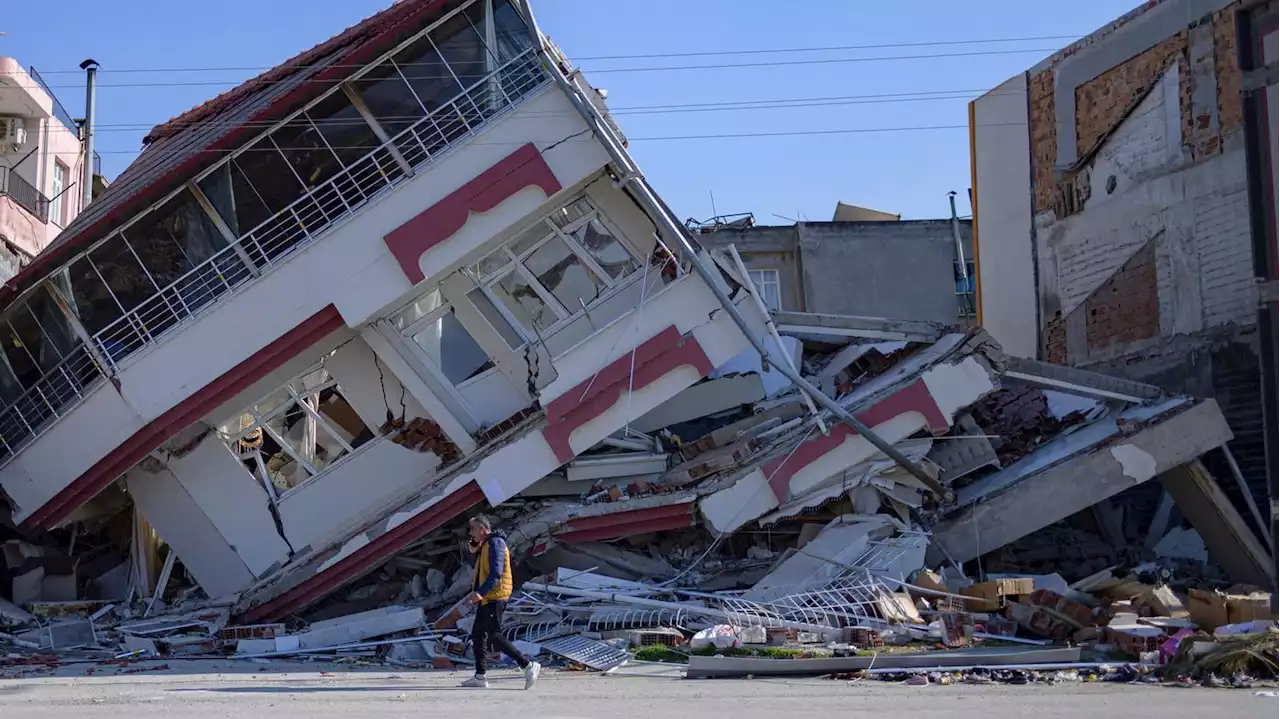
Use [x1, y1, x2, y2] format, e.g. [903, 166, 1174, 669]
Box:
[79, 59, 99, 209]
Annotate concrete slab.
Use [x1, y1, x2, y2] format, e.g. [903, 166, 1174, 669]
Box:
[931, 399, 1232, 564]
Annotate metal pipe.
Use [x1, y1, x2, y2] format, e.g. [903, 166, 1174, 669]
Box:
[726, 243, 827, 436]
[516, 2, 946, 499]
[79, 59, 99, 209]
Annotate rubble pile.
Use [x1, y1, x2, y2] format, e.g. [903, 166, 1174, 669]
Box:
[3, 321, 1276, 687]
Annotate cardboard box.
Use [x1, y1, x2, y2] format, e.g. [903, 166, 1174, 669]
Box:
[1187, 589, 1225, 630]
[913, 569, 949, 594]
[1226, 592, 1274, 623]
[1140, 585, 1190, 620]
[1028, 589, 1094, 628]
[961, 578, 1034, 611]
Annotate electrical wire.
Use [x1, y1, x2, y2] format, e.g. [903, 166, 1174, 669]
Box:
[56, 122, 1025, 164]
[4, 48, 1059, 92]
[14, 34, 1084, 76]
[78, 88, 1027, 133]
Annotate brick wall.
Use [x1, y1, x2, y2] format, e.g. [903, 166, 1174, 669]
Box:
[1077, 33, 1190, 157]
[1028, 1, 1248, 215]
[1197, 180, 1257, 326]
[1214, 8, 1244, 134]
[1030, 71, 1058, 214]
[1045, 314, 1067, 365]
[1084, 239, 1161, 352]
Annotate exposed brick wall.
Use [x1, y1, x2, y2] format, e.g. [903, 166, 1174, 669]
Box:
[1045, 313, 1067, 365]
[1213, 7, 1244, 134]
[1029, 70, 1058, 214]
[1084, 239, 1160, 353]
[1076, 33, 1190, 157]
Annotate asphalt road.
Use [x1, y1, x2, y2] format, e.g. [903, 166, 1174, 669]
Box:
[0, 661, 1275, 718]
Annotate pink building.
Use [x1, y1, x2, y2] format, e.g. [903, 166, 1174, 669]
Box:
[0, 59, 93, 275]
[0, 0, 781, 618]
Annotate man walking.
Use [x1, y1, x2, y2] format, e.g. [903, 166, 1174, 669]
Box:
[461, 515, 541, 689]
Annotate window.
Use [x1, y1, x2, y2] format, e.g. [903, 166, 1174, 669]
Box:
[50, 162, 68, 227]
[748, 269, 781, 311]
[220, 363, 374, 495]
[411, 306, 494, 385]
[465, 196, 639, 340]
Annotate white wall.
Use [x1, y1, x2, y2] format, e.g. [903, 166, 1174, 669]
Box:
[0, 381, 146, 523]
[275, 439, 441, 553]
[125, 465, 255, 598]
[324, 336, 429, 431]
[166, 434, 292, 577]
[971, 74, 1038, 358]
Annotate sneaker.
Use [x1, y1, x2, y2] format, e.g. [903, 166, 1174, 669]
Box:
[461, 675, 488, 689]
[524, 661, 541, 690]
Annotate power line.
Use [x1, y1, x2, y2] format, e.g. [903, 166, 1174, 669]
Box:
[63, 121, 1026, 162]
[18, 34, 1082, 76]
[4, 47, 1057, 91]
[80, 88, 1026, 133]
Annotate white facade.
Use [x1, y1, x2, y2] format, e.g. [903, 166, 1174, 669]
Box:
[0, 0, 768, 613]
[0, 59, 89, 272]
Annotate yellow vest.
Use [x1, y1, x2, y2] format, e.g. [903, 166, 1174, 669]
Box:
[472, 538, 513, 604]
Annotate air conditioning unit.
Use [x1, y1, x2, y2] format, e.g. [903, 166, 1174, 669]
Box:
[0, 117, 28, 153]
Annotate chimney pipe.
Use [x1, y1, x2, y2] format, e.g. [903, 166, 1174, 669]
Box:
[79, 59, 99, 210]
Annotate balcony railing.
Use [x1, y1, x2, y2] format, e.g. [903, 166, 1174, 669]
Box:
[0, 49, 550, 465]
[0, 167, 51, 223]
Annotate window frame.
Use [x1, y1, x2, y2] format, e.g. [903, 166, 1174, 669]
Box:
[50, 161, 68, 228]
[747, 269, 782, 312]
[220, 361, 374, 499]
[464, 195, 640, 345]
[402, 299, 499, 392]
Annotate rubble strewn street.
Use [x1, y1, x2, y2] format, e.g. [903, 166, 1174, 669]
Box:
[1, 0, 1277, 708]
[4, 321, 1276, 689]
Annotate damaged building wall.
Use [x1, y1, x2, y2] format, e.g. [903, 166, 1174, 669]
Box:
[797, 221, 968, 324]
[0, 86, 610, 530]
[124, 464, 257, 598]
[702, 220, 972, 324]
[970, 0, 1271, 520]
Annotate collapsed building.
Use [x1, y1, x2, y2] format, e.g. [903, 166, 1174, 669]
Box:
[0, 0, 1274, 674]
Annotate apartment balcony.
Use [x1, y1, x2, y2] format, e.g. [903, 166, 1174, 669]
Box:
[0, 48, 550, 471]
[0, 167, 50, 223]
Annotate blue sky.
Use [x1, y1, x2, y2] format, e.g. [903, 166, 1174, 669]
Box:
[3, 0, 1138, 222]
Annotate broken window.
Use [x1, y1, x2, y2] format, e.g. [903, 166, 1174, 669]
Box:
[465, 195, 639, 340]
[747, 269, 781, 312]
[410, 306, 494, 386]
[220, 364, 375, 495]
[121, 189, 235, 325]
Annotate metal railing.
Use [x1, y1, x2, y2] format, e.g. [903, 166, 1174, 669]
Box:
[0, 167, 51, 223]
[28, 67, 80, 138]
[0, 343, 103, 460]
[0, 49, 551, 465]
[91, 49, 548, 366]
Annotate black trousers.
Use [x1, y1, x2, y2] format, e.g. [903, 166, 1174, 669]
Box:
[472, 600, 529, 675]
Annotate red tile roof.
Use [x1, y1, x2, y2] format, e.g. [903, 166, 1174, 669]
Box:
[0, 0, 452, 308]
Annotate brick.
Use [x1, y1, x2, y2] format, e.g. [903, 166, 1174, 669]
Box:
[1213, 8, 1244, 134]
[1084, 239, 1159, 352]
